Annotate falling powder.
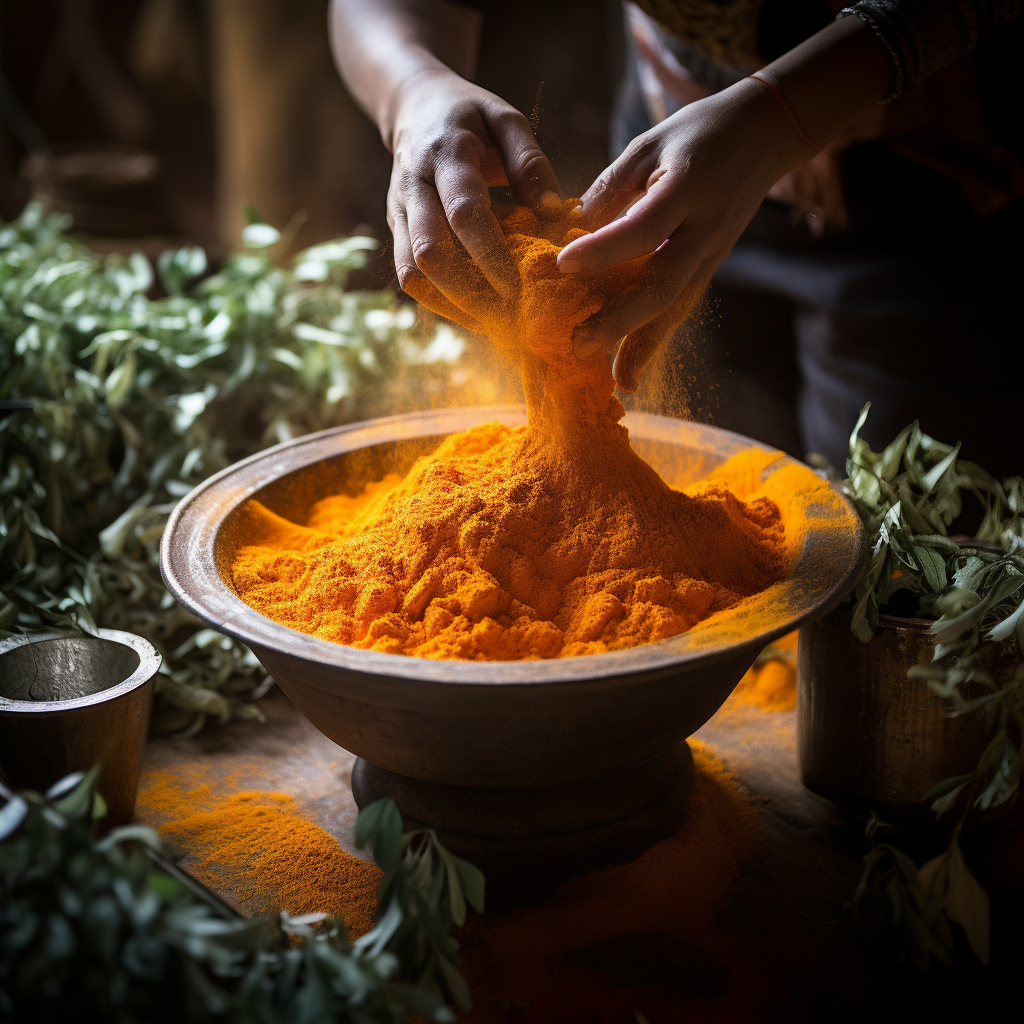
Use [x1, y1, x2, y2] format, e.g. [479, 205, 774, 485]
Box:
[228, 201, 834, 662]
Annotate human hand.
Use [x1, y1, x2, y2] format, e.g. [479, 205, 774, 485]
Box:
[388, 68, 562, 331]
[557, 79, 813, 391]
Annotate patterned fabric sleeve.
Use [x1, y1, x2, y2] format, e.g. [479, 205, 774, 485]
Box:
[838, 1, 1023, 100]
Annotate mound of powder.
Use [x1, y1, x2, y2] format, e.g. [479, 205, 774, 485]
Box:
[231, 202, 789, 661]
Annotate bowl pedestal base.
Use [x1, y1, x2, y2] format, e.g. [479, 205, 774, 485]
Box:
[352, 740, 693, 892]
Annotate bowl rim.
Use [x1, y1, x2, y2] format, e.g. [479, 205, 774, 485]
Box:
[0, 628, 161, 713]
[160, 405, 865, 686]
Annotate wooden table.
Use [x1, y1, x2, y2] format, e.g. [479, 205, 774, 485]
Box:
[141, 685, 1023, 1023]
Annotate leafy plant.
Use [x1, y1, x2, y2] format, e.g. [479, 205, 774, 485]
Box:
[0, 769, 483, 1022]
[831, 404, 1024, 966]
[855, 817, 990, 968]
[0, 201, 464, 733]
[355, 801, 485, 1014]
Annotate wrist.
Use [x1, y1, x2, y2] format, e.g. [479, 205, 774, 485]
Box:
[381, 61, 461, 152]
[723, 78, 818, 182]
[757, 16, 893, 151]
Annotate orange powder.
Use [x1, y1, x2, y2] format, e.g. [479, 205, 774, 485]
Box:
[136, 770, 381, 936]
[458, 742, 777, 1023]
[231, 202, 795, 661]
[728, 630, 798, 712]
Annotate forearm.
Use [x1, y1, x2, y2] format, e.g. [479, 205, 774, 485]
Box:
[329, 0, 482, 151]
[753, 15, 894, 160]
[839, 0, 1023, 98]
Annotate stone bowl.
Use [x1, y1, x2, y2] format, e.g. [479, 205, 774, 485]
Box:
[161, 407, 862, 886]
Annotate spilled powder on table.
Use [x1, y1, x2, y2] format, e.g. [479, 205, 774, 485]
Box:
[725, 630, 799, 713]
[458, 742, 777, 1023]
[136, 767, 381, 937]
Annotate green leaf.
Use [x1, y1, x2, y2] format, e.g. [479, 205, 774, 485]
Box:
[45, 771, 87, 800]
[923, 773, 976, 805]
[944, 841, 989, 964]
[877, 424, 912, 482]
[97, 824, 163, 852]
[104, 350, 137, 407]
[354, 798, 388, 850]
[920, 442, 961, 496]
[374, 801, 404, 876]
[355, 895, 403, 958]
[90, 790, 108, 821]
[987, 599, 1024, 643]
[439, 847, 466, 927]
[52, 767, 99, 819]
[912, 543, 946, 592]
[451, 855, 485, 915]
[434, 951, 472, 1012]
[241, 223, 280, 249]
[0, 794, 28, 840]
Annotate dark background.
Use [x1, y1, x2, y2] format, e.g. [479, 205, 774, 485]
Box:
[0, 0, 624, 272]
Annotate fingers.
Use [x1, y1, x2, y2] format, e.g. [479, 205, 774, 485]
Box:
[572, 229, 702, 358]
[559, 169, 686, 274]
[569, 129, 670, 235]
[390, 187, 485, 332]
[483, 107, 563, 213]
[401, 174, 501, 323]
[402, 276, 484, 335]
[612, 258, 716, 392]
[433, 139, 519, 297]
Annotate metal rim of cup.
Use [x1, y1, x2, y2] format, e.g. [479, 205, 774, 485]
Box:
[0, 629, 161, 714]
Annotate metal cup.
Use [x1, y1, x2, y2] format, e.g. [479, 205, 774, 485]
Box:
[0, 629, 160, 825]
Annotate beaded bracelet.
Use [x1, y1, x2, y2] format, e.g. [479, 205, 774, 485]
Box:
[749, 72, 822, 155]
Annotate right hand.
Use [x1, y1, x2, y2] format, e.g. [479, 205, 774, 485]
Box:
[557, 80, 808, 391]
[387, 68, 561, 332]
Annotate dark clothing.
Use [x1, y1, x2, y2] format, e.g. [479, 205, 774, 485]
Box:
[707, 201, 1022, 478]
[630, 1, 1024, 98]
[616, 3, 1024, 476]
[840, 1, 1024, 98]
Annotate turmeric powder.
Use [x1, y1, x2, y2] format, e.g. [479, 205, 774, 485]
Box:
[136, 769, 381, 936]
[231, 202, 816, 661]
[458, 741, 769, 1022]
[726, 630, 798, 712]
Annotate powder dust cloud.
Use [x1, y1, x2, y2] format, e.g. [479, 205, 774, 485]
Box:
[230, 202, 835, 663]
[723, 629, 798, 713]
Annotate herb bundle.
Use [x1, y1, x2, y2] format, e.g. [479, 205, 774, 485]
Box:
[833, 404, 1024, 966]
[0, 769, 483, 1022]
[0, 202, 463, 733]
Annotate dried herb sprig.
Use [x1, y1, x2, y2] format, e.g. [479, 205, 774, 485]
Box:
[0, 769, 482, 1022]
[830, 405, 1024, 967]
[0, 201, 464, 733]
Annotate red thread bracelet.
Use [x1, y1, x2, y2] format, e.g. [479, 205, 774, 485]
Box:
[749, 72, 821, 155]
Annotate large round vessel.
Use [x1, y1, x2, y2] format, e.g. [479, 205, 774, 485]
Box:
[162, 407, 862, 886]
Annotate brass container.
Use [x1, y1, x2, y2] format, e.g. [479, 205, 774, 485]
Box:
[797, 608, 1020, 824]
[0, 629, 159, 825]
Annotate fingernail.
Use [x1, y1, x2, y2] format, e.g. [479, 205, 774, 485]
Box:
[559, 258, 582, 274]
